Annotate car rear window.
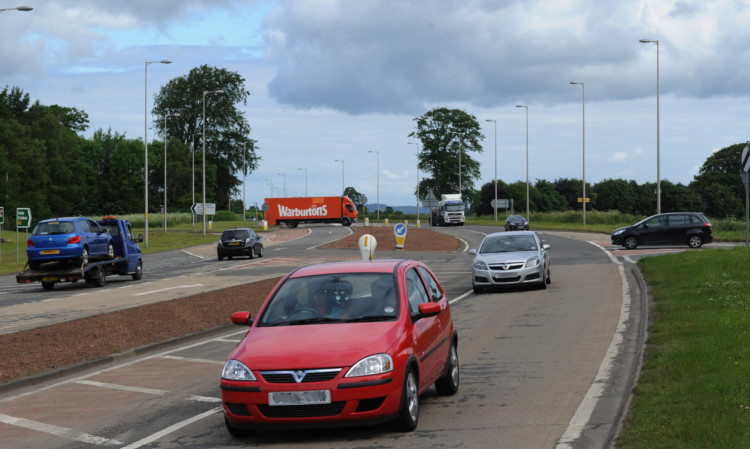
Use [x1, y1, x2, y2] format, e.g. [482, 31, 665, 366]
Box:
[33, 221, 75, 235]
[222, 230, 249, 240]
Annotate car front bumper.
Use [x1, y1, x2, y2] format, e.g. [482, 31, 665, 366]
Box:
[472, 265, 543, 287]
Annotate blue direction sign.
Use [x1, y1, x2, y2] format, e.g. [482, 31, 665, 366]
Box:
[394, 223, 407, 249]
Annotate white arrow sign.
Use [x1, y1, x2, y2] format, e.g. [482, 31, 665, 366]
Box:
[191, 203, 216, 215]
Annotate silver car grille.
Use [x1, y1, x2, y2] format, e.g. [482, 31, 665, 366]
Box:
[488, 262, 525, 271]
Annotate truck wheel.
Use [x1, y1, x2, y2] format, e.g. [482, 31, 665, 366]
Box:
[286, 221, 296, 228]
[42, 281, 55, 291]
[132, 260, 143, 280]
[91, 266, 106, 287]
[341, 218, 351, 226]
[106, 241, 115, 259]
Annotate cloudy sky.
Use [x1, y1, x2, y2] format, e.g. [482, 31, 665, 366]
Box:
[1, 0, 749, 209]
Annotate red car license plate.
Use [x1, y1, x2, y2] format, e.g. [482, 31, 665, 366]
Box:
[268, 390, 331, 406]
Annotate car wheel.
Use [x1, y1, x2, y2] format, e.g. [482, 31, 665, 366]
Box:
[42, 281, 54, 291]
[80, 247, 90, 266]
[258, 246, 263, 257]
[688, 235, 703, 248]
[224, 417, 256, 437]
[393, 367, 419, 432]
[106, 241, 115, 259]
[248, 248, 254, 259]
[218, 255, 224, 261]
[435, 341, 459, 395]
[132, 260, 143, 281]
[623, 236, 638, 250]
[472, 283, 483, 294]
[546, 266, 551, 284]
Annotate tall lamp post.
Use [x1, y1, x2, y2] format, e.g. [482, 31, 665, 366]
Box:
[640, 38, 661, 214]
[570, 81, 586, 226]
[485, 120, 498, 222]
[242, 142, 247, 222]
[144, 59, 172, 248]
[202, 89, 225, 237]
[334, 159, 344, 195]
[516, 105, 530, 220]
[408, 141, 421, 223]
[0, 5, 32, 13]
[163, 112, 180, 232]
[451, 131, 463, 195]
[368, 150, 380, 220]
[277, 173, 286, 197]
[298, 168, 308, 196]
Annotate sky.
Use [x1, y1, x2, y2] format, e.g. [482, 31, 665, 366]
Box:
[1, 0, 750, 209]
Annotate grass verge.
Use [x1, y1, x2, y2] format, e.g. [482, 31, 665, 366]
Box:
[616, 246, 750, 448]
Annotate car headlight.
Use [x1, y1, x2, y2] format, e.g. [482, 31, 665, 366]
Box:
[345, 354, 393, 377]
[526, 257, 541, 267]
[612, 229, 624, 235]
[473, 260, 488, 270]
[222, 359, 256, 381]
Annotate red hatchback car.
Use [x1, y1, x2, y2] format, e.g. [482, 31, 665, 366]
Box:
[220, 259, 459, 436]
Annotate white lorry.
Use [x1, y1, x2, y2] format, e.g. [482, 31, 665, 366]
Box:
[430, 194, 465, 226]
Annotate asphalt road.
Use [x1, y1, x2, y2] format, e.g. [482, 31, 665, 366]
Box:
[0, 224, 650, 448]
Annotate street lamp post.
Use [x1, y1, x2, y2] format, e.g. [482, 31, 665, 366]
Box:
[640, 38, 661, 214]
[368, 150, 380, 220]
[570, 81, 586, 226]
[163, 112, 180, 232]
[408, 142, 421, 224]
[298, 168, 308, 196]
[202, 89, 225, 237]
[485, 120, 498, 222]
[334, 159, 344, 195]
[516, 105, 530, 220]
[265, 179, 274, 198]
[0, 5, 32, 13]
[451, 132, 463, 195]
[242, 142, 247, 222]
[144, 59, 171, 248]
[277, 173, 286, 197]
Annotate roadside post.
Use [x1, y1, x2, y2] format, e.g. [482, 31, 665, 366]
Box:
[394, 223, 407, 249]
[741, 142, 750, 247]
[423, 189, 440, 237]
[0, 206, 4, 263]
[16, 208, 31, 264]
[358, 234, 376, 260]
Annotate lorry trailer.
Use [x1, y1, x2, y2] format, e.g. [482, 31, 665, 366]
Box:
[263, 196, 359, 228]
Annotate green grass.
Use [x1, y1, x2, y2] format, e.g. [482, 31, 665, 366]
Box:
[616, 247, 750, 448]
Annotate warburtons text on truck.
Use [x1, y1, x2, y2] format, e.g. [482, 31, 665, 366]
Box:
[264, 196, 358, 228]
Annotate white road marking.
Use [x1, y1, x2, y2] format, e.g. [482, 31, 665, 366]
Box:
[0, 413, 123, 446]
[182, 250, 205, 259]
[74, 379, 167, 396]
[133, 284, 203, 296]
[555, 241, 631, 448]
[160, 355, 225, 365]
[120, 407, 221, 449]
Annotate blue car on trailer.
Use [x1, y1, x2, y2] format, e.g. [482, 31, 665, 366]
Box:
[18, 216, 143, 290]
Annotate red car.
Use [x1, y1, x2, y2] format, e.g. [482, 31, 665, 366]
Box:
[220, 259, 459, 436]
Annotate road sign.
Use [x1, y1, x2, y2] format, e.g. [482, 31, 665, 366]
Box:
[190, 203, 216, 215]
[16, 208, 31, 228]
[742, 144, 750, 172]
[422, 190, 439, 208]
[0, 206, 4, 224]
[577, 198, 591, 203]
[492, 199, 512, 209]
[394, 223, 407, 249]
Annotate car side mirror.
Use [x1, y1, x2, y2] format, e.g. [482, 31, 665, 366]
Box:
[137, 234, 144, 242]
[418, 302, 440, 318]
[468, 249, 477, 255]
[542, 244, 551, 250]
[231, 311, 253, 326]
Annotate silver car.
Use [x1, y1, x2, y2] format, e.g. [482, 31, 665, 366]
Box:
[468, 231, 551, 293]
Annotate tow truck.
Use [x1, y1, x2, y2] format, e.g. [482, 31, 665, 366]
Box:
[16, 216, 143, 290]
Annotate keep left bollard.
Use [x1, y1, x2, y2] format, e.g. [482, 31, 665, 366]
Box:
[358, 234, 377, 260]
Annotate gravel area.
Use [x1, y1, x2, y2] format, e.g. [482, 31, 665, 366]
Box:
[0, 225, 457, 385]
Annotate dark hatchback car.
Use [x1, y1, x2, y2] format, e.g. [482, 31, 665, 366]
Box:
[504, 214, 529, 231]
[218, 228, 263, 260]
[611, 212, 713, 249]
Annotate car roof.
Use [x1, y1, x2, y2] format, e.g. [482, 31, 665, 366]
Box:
[486, 230, 537, 237]
[289, 259, 410, 278]
[222, 227, 252, 232]
[38, 217, 90, 223]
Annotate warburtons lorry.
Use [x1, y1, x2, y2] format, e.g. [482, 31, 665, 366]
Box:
[264, 196, 359, 228]
[430, 193, 465, 226]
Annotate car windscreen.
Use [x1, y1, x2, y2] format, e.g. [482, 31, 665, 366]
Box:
[480, 235, 538, 253]
[258, 273, 399, 326]
[32, 221, 75, 235]
[221, 230, 249, 240]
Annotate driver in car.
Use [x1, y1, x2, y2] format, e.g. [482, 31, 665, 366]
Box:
[311, 284, 347, 319]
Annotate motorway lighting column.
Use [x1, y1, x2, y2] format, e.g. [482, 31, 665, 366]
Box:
[408, 142, 421, 223]
[299, 168, 308, 196]
[485, 120, 498, 222]
[640, 39, 661, 214]
[451, 132, 463, 195]
[0, 5, 32, 13]
[243, 142, 247, 222]
[334, 159, 344, 195]
[570, 82, 586, 226]
[202, 89, 225, 237]
[516, 105, 530, 220]
[277, 173, 286, 197]
[368, 150, 380, 220]
[144, 59, 171, 248]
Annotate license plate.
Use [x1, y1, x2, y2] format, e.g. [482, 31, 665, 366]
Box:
[268, 390, 331, 406]
[493, 271, 515, 278]
[227, 242, 240, 246]
[42, 277, 59, 282]
[41, 250, 60, 255]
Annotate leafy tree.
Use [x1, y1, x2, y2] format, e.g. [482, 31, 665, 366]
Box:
[532, 179, 568, 212]
[689, 143, 746, 218]
[409, 107, 484, 200]
[152, 65, 260, 212]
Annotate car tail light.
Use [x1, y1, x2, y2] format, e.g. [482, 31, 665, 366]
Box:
[704, 222, 712, 228]
[67, 236, 81, 244]
[26, 239, 34, 247]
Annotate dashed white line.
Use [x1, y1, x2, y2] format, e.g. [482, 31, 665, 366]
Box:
[133, 284, 203, 296]
[74, 379, 167, 396]
[0, 413, 124, 446]
[120, 407, 221, 449]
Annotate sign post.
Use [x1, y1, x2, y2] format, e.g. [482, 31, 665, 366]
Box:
[16, 208, 31, 264]
[742, 143, 750, 247]
[0, 206, 4, 263]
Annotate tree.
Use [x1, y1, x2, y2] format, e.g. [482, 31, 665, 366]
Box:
[152, 65, 260, 212]
[689, 143, 746, 218]
[408, 107, 484, 200]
